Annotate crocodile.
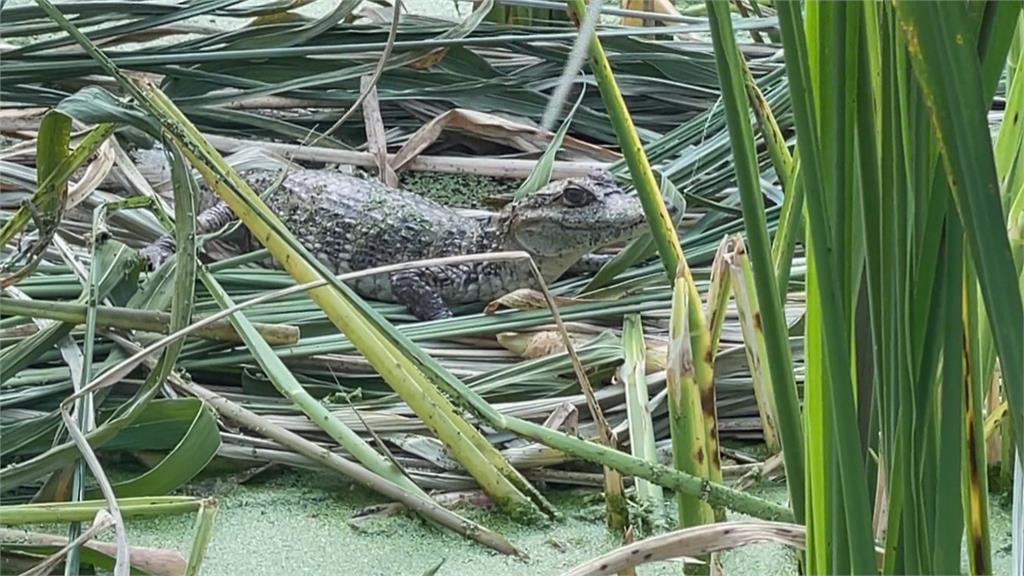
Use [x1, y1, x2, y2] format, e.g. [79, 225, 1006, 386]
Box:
[142, 168, 664, 320]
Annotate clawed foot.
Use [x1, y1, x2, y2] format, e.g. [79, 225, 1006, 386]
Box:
[139, 240, 174, 271]
[390, 270, 455, 322]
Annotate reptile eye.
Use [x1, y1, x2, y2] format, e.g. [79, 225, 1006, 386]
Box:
[562, 185, 595, 207]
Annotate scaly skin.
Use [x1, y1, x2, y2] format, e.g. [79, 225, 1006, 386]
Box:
[142, 168, 657, 320]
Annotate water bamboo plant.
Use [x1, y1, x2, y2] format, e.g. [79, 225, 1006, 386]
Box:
[707, 0, 1023, 573]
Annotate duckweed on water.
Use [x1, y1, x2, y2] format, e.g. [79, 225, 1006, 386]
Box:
[68, 466, 803, 576]
[79, 463, 1015, 576]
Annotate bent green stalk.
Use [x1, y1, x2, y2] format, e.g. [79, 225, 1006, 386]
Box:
[0, 296, 299, 345]
[199, 268, 428, 499]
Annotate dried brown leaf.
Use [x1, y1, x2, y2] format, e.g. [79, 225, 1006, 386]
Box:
[484, 288, 591, 314]
[560, 521, 806, 576]
[391, 109, 620, 171]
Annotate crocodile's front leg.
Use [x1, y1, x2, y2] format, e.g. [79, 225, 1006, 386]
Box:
[389, 270, 452, 321]
[140, 201, 237, 270]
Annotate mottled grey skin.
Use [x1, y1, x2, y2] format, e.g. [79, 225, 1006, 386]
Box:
[142, 168, 655, 320]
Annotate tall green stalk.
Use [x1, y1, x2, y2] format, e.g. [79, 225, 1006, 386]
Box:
[621, 315, 664, 514]
[963, 259, 993, 575]
[726, 238, 781, 454]
[711, 0, 1024, 573]
[894, 0, 1023, 462]
[666, 264, 714, 533]
[563, 0, 680, 279]
[564, 0, 723, 527]
[705, 0, 806, 523]
[776, 0, 877, 571]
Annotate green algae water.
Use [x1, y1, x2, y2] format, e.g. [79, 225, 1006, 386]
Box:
[85, 461, 1014, 576]
[115, 468, 799, 576]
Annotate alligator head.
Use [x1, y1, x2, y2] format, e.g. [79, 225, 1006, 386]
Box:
[497, 169, 672, 280]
